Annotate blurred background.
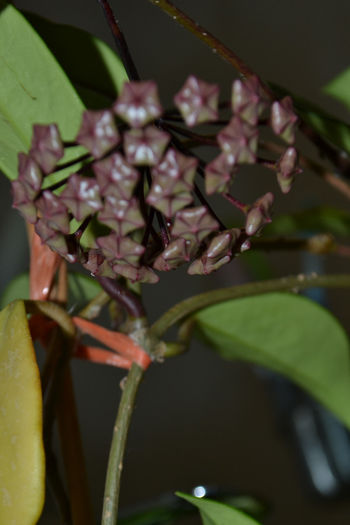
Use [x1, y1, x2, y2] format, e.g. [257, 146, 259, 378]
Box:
[2, 0, 350, 523]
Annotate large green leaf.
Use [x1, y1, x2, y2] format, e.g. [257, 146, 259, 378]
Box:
[194, 293, 350, 430]
[271, 82, 350, 155]
[324, 67, 350, 112]
[0, 272, 101, 312]
[0, 300, 45, 524]
[0, 3, 84, 180]
[23, 11, 128, 109]
[264, 206, 350, 237]
[176, 493, 261, 525]
[119, 493, 265, 525]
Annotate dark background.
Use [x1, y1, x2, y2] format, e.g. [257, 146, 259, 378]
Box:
[1, 1, 350, 523]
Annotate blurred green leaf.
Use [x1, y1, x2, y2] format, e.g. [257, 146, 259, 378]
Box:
[68, 272, 102, 311]
[24, 11, 128, 109]
[176, 493, 261, 525]
[119, 492, 265, 525]
[324, 67, 350, 112]
[0, 3, 84, 180]
[0, 272, 101, 311]
[0, 273, 28, 308]
[194, 293, 350, 430]
[240, 251, 274, 281]
[265, 206, 350, 237]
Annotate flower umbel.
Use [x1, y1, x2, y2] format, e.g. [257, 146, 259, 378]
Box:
[12, 77, 300, 282]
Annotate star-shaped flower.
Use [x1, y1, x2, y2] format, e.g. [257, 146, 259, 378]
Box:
[98, 196, 145, 236]
[113, 263, 159, 284]
[146, 148, 197, 217]
[217, 116, 258, 164]
[18, 153, 42, 195]
[35, 219, 76, 262]
[81, 249, 116, 278]
[123, 126, 170, 166]
[171, 206, 219, 244]
[174, 75, 219, 126]
[30, 124, 64, 174]
[113, 80, 163, 128]
[231, 76, 270, 125]
[60, 174, 103, 221]
[11, 179, 37, 223]
[96, 233, 145, 267]
[75, 109, 120, 158]
[93, 153, 139, 199]
[36, 190, 70, 234]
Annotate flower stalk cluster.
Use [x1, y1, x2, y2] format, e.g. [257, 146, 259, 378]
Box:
[12, 76, 300, 283]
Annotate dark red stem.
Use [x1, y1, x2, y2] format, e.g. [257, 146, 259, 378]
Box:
[96, 277, 146, 319]
[97, 0, 140, 81]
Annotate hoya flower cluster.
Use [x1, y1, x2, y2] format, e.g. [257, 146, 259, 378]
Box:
[12, 76, 300, 283]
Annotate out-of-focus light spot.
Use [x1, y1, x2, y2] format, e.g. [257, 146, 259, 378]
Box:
[193, 485, 206, 498]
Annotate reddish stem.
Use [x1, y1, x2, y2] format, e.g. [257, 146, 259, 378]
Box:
[73, 316, 151, 370]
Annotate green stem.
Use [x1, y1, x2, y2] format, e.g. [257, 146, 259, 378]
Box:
[102, 363, 144, 525]
[150, 273, 350, 338]
[78, 290, 110, 320]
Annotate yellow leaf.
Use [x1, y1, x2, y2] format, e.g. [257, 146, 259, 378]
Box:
[0, 301, 45, 524]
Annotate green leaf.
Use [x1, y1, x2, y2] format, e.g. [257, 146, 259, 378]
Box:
[0, 300, 45, 524]
[176, 493, 261, 525]
[264, 206, 350, 237]
[0, 272, 101, 311]
[0, 273, 29, 308]
[324, 67, 350, 112]
[194, 293, 350, 430]
[67, 272, 102, 311]
[119, 493, 265, 525]
[270, 82, 350, 155]
[0, 3, 85, 180]
[23, 11, 128, 109]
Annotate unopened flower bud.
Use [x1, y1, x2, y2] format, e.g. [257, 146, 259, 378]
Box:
[276, 146, 302, 194]
[153, 238, 196, 271]
[245, 192, 274, 236]
[231, 76, 270, 125]
[270, 96, 298, 144]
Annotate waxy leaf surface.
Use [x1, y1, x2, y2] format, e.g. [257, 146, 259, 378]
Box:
[194, 293, 350, 430]
[24, 11, 128, 108]
[264, 206, 350, 237]
[176, 493, 261, 525]
[0, 300, 44, 524]
[0, 271, 101, 312]
[324, 67, 350, 112]
[0, 3, 84, 180]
